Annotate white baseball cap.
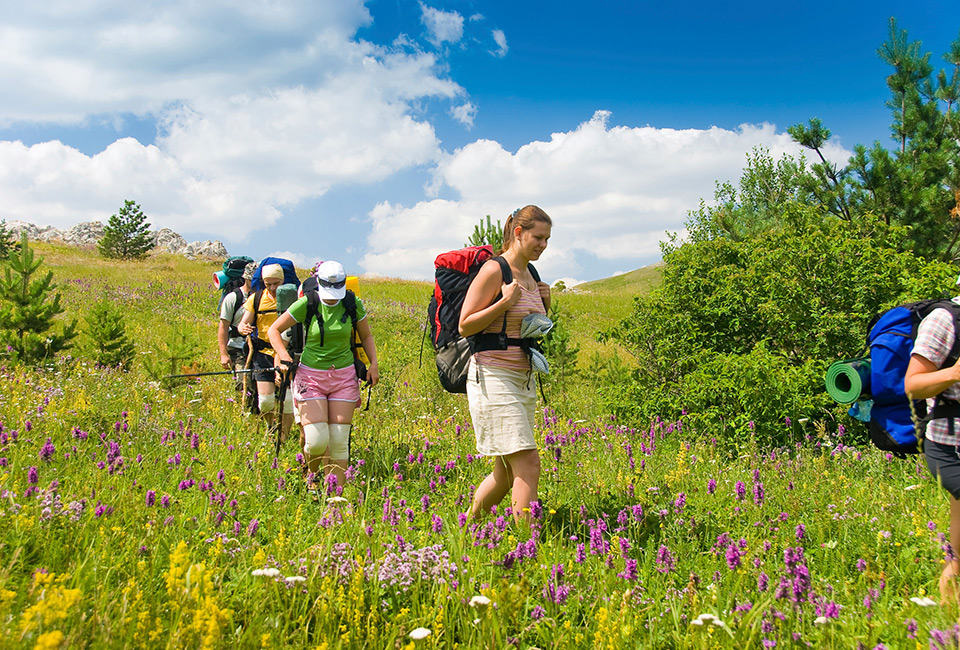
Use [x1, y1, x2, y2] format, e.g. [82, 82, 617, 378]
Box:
[315, 260, 347, 300]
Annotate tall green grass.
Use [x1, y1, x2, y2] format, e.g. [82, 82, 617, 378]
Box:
[0, 244, 956, 649]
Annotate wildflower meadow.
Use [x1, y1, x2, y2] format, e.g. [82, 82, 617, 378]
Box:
[2, 243, 959, 650]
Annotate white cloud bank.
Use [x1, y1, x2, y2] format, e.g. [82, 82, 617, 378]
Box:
[0, 1, 461, 238]
[361, 111, 850, 282]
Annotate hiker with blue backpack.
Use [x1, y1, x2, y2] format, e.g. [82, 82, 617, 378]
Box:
[238, 262, 298, 441]
[904, 298, 960, 603]
[267, 260, 379, 495]
[215, 257, 255, 392]
[458, 205, 552, 524]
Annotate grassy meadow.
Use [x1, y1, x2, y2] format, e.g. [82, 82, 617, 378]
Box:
[2, 243, 959, 649]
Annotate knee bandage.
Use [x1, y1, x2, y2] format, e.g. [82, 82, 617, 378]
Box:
[258, 392, 293, 415]
[302, 421, 329, 457]
[329, 423, 351, 460]
[258, 392, 276, 413]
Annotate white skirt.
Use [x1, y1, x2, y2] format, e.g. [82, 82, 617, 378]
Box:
[466, 358, 537, 456]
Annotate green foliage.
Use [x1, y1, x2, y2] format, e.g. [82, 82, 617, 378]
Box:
[0, 233, 77, 365]
[466, 214, 503, 252]
[789, 20, 960, 261]
[0, 220, 22, 260]
[142, 328, 203, 387]
[83, 296, 136, 369]
[687, 146, 813, 242]
[603, 204, 957, 444]
[98, 199, 154, 260]
[541, 299, 580, 403]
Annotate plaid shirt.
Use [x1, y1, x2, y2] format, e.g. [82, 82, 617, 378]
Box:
[912, 299, 960, 444]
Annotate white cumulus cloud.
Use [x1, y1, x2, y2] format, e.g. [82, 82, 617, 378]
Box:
[492, 29, 508, 57]
[0, 0, 464, 242]
[419, 3, 464, 48]
[360, 111, 850, 281]
[450, 102, 478, 128]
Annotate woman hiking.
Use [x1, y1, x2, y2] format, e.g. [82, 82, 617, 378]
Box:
[268, 261, 379, 495]
[458, 205, 552, 524]
[237, 263, 294, 441]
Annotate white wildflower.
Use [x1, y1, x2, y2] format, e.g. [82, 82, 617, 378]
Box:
[251, 567, 281, 578]
[409, 627, 432, 640]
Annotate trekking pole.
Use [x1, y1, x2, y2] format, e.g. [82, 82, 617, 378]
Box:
[273, 358, 298, 456]
[164, 368, 259, 379]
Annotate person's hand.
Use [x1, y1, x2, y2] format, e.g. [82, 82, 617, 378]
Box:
[237, 322, 253, 336]
[366, 362, 379, 387]
[537, 281, 551, 306]
[501, 280, 522, 308]
[219, 352, 231, 369]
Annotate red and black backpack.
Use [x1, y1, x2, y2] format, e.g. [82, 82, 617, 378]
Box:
[426, 245, 539, 393]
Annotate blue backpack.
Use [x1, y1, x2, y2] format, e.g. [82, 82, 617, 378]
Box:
[251, 257, 300, 291]
[867, 298, 960, 456]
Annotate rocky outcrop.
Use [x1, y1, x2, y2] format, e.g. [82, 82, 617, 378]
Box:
[181, 240, 229, 259]
[153, 228, 187, 253]
[1, 219, 228, 258]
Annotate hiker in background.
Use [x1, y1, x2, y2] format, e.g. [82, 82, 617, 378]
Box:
[459, 205, 552, 524]
[268, 260, 379, 496]
[217, 262, 255, 392]
[238, 263, 294, 441]
[905, 297, 960, 604]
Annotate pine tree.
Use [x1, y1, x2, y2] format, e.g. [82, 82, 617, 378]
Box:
[0, 233, 77, 364]
[541, 300, 580, 401]
[98, 200, 154, 260]
[466, 215, 503, 252]
[0, 220, 21, 260]
[789, 19, 960, 261]
[84, 297, 136, 369]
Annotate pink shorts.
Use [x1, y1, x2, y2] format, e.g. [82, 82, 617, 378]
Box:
[293, 363, 360, 403]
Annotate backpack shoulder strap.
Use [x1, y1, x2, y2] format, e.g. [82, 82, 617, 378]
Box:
[492, 256, 512, 284]
[252, 289, 265, 318]
[229, 288, 244, 318]
[938, 299, 960, 365]
[304, 290, 321, 347]
[529, 263, 541, 283]
[341, 290, 358, 325]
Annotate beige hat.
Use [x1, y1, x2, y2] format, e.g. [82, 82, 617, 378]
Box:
[261, 263, 284, 281]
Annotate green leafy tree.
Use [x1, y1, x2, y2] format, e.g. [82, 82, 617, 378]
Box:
[466, 215, 503, 252]
[789, 20, 960, 260]
[84, 297, 136, 369]
[98, 200, 154, 260]
[0, 233, 78, 364]
[0, 221, 21, 260]
[601, 204, 956, 445]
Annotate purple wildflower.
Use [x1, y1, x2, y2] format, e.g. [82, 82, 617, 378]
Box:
[734, 481, 746, 501]
[655, 545, 676, 573]
[38, 439, 55, 463]
[725, 544, 743, 570]
[27, 466, 38, 484]
[145, 490, 156, 506]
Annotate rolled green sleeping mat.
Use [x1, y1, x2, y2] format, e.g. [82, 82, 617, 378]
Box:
[275, 283, 300, 313]
[825, 358, 871, 404]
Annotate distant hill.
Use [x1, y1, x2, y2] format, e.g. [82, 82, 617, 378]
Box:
[572, 263, 663, 295]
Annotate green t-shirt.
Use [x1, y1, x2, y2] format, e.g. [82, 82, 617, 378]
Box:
[288, 295, 366, 370]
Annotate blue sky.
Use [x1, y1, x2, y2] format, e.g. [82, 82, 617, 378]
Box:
[1, 1, 957, 285]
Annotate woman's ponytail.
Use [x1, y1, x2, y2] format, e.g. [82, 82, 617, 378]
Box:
[499, 209, 519, 255]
